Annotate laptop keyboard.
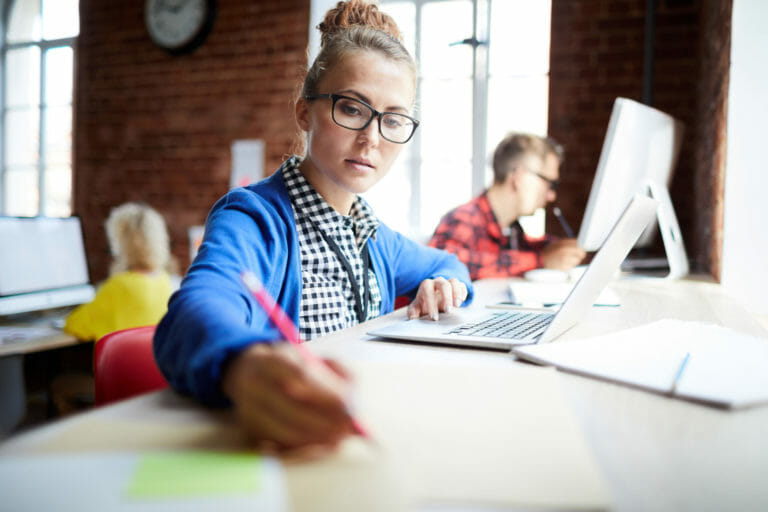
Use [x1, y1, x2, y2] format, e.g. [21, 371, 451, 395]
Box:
[446, 311, 553, 341]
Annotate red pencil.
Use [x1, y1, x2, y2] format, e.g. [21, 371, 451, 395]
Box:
[241, 271, 371, 440]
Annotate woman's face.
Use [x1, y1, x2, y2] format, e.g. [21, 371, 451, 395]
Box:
[296, 50, 416, 213]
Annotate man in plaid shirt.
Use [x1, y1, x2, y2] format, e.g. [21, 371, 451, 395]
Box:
[429, 133, 585, 280]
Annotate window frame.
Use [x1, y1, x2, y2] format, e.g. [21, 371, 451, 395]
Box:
[375, 0, 550, 240]
[1, 0, 78, 217]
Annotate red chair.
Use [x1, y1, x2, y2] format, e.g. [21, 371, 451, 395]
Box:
[394, 295, 411, 309]
[94, 325, 168, 406]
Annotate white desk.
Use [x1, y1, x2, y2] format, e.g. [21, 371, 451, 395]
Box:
[1, 276, 767, 511]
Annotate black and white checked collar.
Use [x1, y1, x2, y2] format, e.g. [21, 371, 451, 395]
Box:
[281, 155, 379, 248]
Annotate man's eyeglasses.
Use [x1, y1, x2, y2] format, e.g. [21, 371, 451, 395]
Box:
[525, 168, 559, 191]
[304, 93, 420, 144]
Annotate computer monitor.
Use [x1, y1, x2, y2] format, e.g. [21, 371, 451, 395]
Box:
[577, 97, 688, 279]
[0, 216, 95, 316]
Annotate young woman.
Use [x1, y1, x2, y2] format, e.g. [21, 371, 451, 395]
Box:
[154, 0, 473, 451]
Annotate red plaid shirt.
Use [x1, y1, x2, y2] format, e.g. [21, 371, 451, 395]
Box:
[429, 192, 553, 280]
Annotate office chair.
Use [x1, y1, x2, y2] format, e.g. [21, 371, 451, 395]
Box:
[94, 325, 168, 406]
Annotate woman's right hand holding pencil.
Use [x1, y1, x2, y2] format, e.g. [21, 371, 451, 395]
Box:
[222, 342, 356, 452]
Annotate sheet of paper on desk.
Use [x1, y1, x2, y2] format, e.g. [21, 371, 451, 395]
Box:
[0, 451, 287, 511]
[0, 325, 60, 344]
[507, 281, 621, 307]
[348, 360, 612, 510]
[512, 319, 768, 408]
[14, 399, 406, 512]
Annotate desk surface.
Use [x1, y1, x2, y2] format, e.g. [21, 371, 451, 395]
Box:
[2, 276, 767, 511]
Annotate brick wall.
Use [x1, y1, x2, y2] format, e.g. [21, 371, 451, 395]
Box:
[548, 0, 726, 275]
[74, 0, 309, 281]
[693, 0, 730, 279]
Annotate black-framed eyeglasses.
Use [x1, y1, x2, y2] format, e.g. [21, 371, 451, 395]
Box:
[525, 168, 559, 191]
[304, 93, 420, 144]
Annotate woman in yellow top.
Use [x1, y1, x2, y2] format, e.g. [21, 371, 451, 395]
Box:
[64, 202, 175, 341]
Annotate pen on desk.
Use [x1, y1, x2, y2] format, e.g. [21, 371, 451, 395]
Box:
[670, 352, 691, 395]
[241, 271, 372, 440]
[552, 206, 575, 238]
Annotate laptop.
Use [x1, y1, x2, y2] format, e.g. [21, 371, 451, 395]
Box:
[367, 194, 659, 350]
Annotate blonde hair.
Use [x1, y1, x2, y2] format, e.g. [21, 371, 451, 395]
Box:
[301, 0, 417, 99]
[106, 202, 171, 274]
[491, 133, 565, 184]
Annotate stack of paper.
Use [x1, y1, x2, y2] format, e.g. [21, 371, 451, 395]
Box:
[0, 325, 60, 344]
[350, 360, 612, 510]
[513, 319, 768, 408]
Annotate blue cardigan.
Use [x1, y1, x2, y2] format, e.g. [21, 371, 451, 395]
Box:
[154, 169, 473, 406]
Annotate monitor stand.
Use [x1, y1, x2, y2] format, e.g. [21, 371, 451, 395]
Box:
[622, 252, 670, 272]
[623, 182, 689, 279]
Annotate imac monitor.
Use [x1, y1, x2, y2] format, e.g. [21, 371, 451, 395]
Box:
[577, 97, 688, 278]
[0, 216, 96, 316]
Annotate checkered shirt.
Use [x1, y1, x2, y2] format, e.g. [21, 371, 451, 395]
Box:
[282, 156, 382, 340]
[428, 191, 554, 280]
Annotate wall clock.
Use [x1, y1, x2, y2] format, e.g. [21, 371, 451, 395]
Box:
[145, 0, 217, 55]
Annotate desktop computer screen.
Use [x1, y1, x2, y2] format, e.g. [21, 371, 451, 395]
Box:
[0, 216, 95, 316]
[577, 97, 688, 278]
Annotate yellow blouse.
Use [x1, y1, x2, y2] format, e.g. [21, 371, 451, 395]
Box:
[63, 271, 173, 342]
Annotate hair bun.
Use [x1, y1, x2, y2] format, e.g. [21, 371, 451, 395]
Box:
[318, 0, 402, 46]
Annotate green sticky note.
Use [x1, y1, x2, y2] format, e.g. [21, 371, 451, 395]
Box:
[127, 452, 262, 499]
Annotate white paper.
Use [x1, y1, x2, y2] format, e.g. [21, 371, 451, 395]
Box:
[230, 139, 264, 189]
[1, 326, 60, 344]
[350, 361, 612, 509]
[0, 452, 287, 512]
[187, 225, 205, 263]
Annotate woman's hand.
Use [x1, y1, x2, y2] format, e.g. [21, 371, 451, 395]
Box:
[222, 342, 355, 451]
[407, 277, 468, 321]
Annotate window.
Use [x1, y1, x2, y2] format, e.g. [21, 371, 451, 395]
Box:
[365, 0, 551, 240]
[1, 0, 79, 217]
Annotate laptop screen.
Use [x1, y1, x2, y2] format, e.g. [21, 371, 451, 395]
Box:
[0, 216, 91, 297]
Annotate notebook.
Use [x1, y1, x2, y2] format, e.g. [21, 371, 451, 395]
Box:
[512, 319, 768, 409]
[367, 194, 659, 350]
